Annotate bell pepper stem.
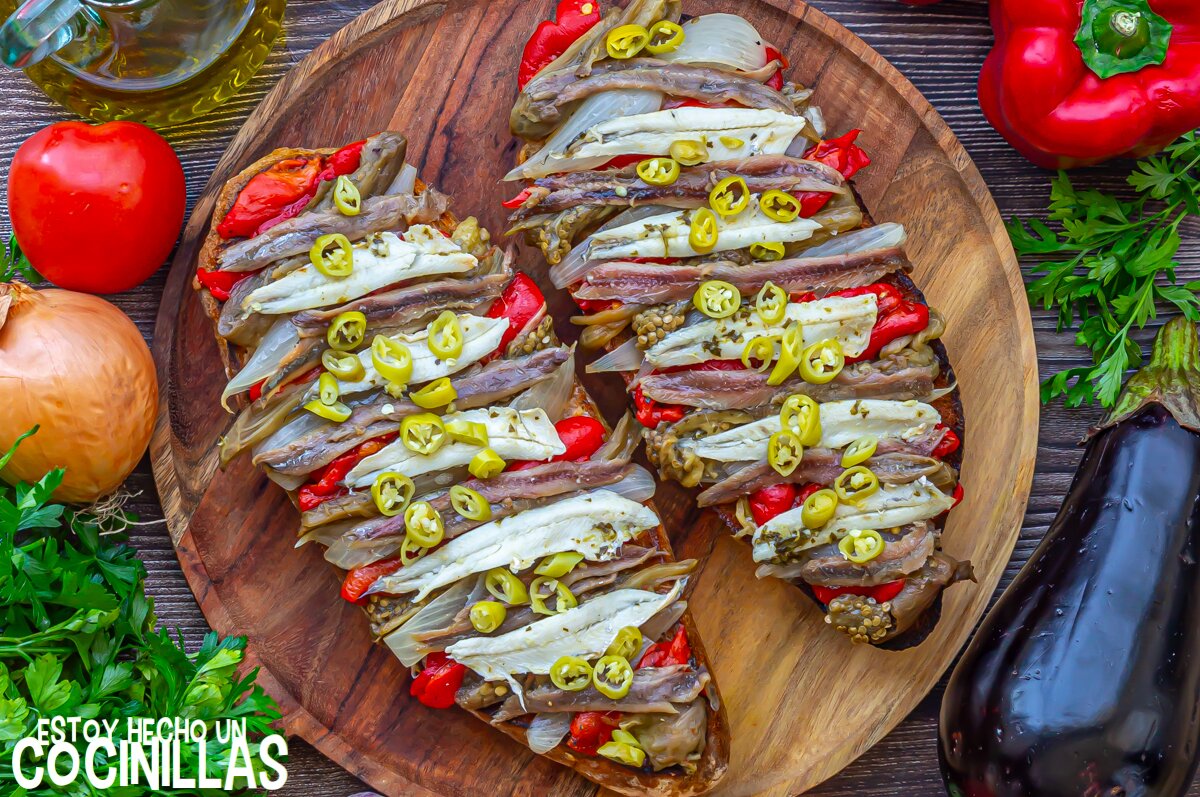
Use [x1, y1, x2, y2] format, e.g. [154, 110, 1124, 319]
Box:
[1075, 0, 1172, 79]
[1099, 317, 1200, 434]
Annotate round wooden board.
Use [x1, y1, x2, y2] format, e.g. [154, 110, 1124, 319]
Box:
[149, 1, 1037, 795]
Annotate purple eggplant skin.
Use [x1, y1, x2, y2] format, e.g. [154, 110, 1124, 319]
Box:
[939, 318, 1200, 797]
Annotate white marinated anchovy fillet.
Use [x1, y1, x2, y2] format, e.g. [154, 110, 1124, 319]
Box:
[586, 202, 822, 261]
[645, 293, 878, 369]
[242, 227, 476, 314]
[689, 400, 942, 463]
[330, 313, 509, 397]
[446, 582, 682, 683]
[752, 477, 954, 561]
[566, 107, 806, 163]
[345, 407, 565, 487]
[370, 490, 660, 602]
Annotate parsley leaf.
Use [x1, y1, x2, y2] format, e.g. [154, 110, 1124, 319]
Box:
[0, 236, 39, 284]
[1013, 132, 1200, 407]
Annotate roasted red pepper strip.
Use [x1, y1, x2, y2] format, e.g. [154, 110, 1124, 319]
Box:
[933, 426, 962, 459]
[298, 433, 398, 512]
[981, 0, 1200, 168]
[952, 483, 965, 508]
[749, 483, 797, 526]
[410, 652, 468, 709]
[518, 0, 602, 89]
[195, 268, 255, 302]
[487, 272, 546, 353]
[217, 157, 324, 239]
[811, 580, 906, 606]
[341, 556, 403, 604]
[568, 711, 620, 755]
[830, 283, 929, 363]
[318, 140, 366, 182]
[502, 187, 534, 209]
[764, 46, 788, 91]
[632, 384, 686, 429]
[796, 191, 833, 218]
[796, 483, 823, 504]
[806, 130, 872, 180]
[509, 415, 607, 471]
[598, 153, 651, 170]
[638, 625, 691, 669]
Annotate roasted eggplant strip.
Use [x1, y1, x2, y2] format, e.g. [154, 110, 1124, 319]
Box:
[624, 700, 708, 772]
[513, 59, 795, 141]
[509, 155, 845, 222]
[573, 247, 909, 304]
[218, 190, 450, 273]
[490, 666, 711, 723]
[510, 204, 618, 267]
[255, 347, 571, 475]
[537, 0, 681, 84]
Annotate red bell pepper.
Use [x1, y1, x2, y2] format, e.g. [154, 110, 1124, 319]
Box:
[297, 433, 397, 512]
[567, 711, 620, 755]
[806, 130, 872, 180]
[632, 384, 686, 429]
[318, 140, 366, 182]
[341, 556, 404, 604]
[196, 267, 255, 301]
[811, 580, 906, 606]
[830, 283, 929, 363]
[487, 272, 546, 353]
[933, 426, 962, 459]
[509, 415, 607, 471]
[637, 625, 691, 669]
[410, 652, 467, 709]
[518, 0, 602, 89]
[980, 0, 1200, 169]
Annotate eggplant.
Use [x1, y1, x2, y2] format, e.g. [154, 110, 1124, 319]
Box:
[939, 317, 1200, 797]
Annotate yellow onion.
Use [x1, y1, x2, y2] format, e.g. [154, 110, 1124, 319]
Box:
[0, 283, 157, 501]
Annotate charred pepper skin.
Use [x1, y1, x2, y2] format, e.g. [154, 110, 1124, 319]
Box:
[940, 319, 1200, 797]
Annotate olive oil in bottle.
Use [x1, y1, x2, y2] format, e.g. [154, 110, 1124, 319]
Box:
[0, 0, 286, 127]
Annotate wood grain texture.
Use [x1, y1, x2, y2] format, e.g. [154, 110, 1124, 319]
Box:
[0, 0, 1194, 795]
[144, 1, 1034, 796]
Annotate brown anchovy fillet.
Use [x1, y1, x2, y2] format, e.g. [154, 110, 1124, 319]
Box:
[512, 58, 795, 140]
[490, 666, 711, 723]
[573, 247, 909, 304]
[639, 358, 939, 410]
[255, 346, 571, 475]
[793, 523, 937, 588]
[217, 190, 450, 272]
[695, 448, 949, 508]
[508, 155, 845, 221]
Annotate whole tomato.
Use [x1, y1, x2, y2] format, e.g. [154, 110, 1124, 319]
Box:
[8, 121, 186, 294]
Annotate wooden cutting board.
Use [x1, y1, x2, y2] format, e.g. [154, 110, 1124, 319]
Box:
[149, 1, 1037, 794]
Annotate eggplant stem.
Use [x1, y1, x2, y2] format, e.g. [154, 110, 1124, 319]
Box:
[1098, 317, 1200, 434]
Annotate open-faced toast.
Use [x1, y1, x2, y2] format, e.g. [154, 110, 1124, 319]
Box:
[193, 133, 729, 795]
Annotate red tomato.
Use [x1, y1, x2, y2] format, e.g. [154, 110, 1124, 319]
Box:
[9, 121, 185, 294]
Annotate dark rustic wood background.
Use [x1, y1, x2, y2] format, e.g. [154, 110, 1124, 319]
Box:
[0, 1, 1190, 795]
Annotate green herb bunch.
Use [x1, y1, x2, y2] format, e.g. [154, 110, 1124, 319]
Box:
[0, 430, 282, 795]
[1011, 132, 1200, 407]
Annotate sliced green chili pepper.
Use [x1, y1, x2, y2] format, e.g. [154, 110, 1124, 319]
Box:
[750, 242, 787, 262]
[741, 336, 777, 373]
[450, 484, 491, 521]
[767, 321, 804, 386]
[636, 157, 680, 186]
[372, 472, 415, 518]
[598, 736, 646, 767]
[327, 311, 367, 352]
[670, 139, 708, 167]
[780, 394, 822, 447]
[529, 576, 578, 616]
[645, 19, 685, 54]
[310, 233, 354, 277]
[801, 488, 839, 529]
[592, 655, 634, 699]
[841, 436, 879, 468]
[799, 339, 845, 385]
[606, 23, 650, 59]
[411, 377, 457, 409]
[755, 280, 788, 325]
[693, 279, 740, 318]
[469, 448, 506, 479]
[333, 175, 361, 216]
[484, 567, 529, 605]
[322, 349, 365, 381]
[399, 535, 427, 566]
[688, 207, 720, 253]
[404, 501, 445, 548]
[317, 372, 341, 406]
[838, 529, 886, 564]
[304, 398, 352, 423]
[534, 551, 584, 578]
[768, 430, 804, 477]
[760, 190, 802, 223]
[834, 465, 880, 504]
[719, 135, 745, 149]
[445, 420, 490, 448]
[604, 627, 643, 661]
[709, 175, 750, 219]
[427, 311, 465, 361]
[469, 600, 506, 634]
[400, 413, 446, 456]
[371, 335, 414, 386]
[550, 655, 593, 691]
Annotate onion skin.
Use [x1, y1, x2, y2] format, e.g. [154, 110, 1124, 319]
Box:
[0, 283, 157, 502]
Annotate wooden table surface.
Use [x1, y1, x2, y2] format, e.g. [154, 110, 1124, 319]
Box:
[1, 1, 1193, 795]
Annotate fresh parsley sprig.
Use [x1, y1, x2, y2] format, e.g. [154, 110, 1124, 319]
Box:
[0, 236, 39, 284]
[1010, 132, 1200, 407]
